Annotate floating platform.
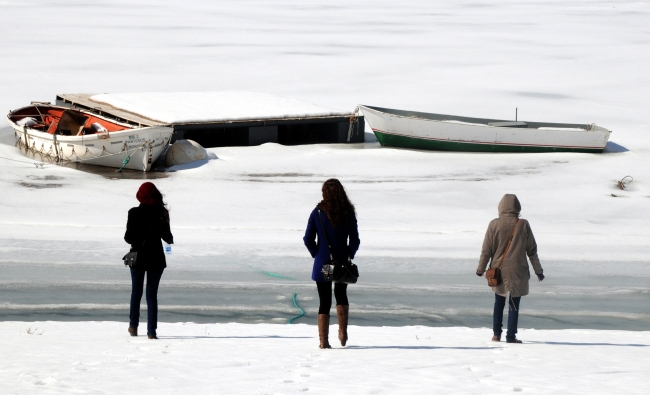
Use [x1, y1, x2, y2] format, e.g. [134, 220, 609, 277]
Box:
[56, 92, 364, 147]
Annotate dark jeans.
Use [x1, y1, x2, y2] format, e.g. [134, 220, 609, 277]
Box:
[493, 293, 521, 341]
[316, 281, 348, 315]
[129, 268, 164, 336]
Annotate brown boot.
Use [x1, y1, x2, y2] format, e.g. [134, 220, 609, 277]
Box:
[317, 314, 331, 349]
[336, 305, 349, 347]
[128, 327, 137, 337]
[492, 335, 501, 342]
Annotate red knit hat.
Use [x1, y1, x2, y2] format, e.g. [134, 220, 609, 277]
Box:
[136, 182, 163, 205]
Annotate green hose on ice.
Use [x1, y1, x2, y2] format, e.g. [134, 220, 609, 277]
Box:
[261, 271, 293, 280]
[259, 272, 302, 324]
[288, 293, 305, 324]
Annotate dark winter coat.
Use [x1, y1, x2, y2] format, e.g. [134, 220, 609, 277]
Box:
[124, 204, 173, 271]
[303, 207, 360, 282]
[476, 194, 543, 297]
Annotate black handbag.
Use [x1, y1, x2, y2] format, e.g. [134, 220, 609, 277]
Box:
[318, 210, 359, 284]
[123, 209, 161, 268]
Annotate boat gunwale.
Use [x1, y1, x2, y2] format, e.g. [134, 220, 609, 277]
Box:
[7, 118, 173, 144]
[359, 104, 606, 132]
[7, 103, 138, 130]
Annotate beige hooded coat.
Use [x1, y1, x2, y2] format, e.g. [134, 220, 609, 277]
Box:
[477, 194, 543, 297]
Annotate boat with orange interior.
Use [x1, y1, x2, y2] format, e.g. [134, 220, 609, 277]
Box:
[7, 103, 173, 171]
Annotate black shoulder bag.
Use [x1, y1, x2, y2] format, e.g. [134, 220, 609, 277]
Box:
[318, 210, 360, 284]
[123, 209, 161, 268]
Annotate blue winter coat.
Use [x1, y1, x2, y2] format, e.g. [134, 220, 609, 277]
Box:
[303, 207, 360, 282]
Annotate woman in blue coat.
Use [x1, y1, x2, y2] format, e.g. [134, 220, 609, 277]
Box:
[303, 179, 360, 349]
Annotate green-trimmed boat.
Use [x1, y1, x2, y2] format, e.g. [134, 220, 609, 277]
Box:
[359, 105, 611, 153]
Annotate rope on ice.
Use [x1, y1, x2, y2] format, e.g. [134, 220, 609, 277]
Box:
[0, 155, 45, 168]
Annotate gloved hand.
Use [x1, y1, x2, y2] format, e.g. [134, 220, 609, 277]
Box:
[476, 271, 483, 277]
[537, 273, 545, 282]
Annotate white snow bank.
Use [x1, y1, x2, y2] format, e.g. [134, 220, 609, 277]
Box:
[89, 92, 351, 124]
[1, 321, 649, 394]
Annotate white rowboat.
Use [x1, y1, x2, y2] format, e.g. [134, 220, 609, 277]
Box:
[8, 104, 173, 171]
[359, 105, 611, 153]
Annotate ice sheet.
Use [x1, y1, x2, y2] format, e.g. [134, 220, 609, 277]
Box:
[89, 91, 351, 124]
[1, 1, 650, 390]
[2, 126, 649, 328]
[2, 132, 648, 262]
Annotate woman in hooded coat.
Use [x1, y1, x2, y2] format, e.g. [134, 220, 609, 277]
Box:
[124, 182, 173, 339]
[303, 179, 360, 349]
[476, 194, 544, 343]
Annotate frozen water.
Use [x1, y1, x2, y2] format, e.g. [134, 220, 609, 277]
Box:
[1, 123, 649, 328]
[1, 1, 650, 392]
[0, 0, 649, 331]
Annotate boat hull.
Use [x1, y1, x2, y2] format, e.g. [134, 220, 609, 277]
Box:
[360, 106, 611, 153]
[11, 123, 173, 171]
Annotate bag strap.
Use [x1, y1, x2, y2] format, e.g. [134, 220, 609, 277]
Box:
[492, 218, 520, 270]
[317, 209, 334, 260]
[137, 208, 162, 250]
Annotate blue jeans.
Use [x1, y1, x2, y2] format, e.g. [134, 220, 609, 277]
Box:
[493, 293, 521, 341]
[129, 268, 164, 336]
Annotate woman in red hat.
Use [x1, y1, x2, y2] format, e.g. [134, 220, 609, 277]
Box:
[124, 182, 173, 339]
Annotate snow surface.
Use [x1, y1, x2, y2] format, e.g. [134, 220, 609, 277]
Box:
[89, 92, 351, 124]
[2, 321, 649, 394]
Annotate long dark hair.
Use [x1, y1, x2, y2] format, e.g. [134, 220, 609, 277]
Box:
[316, 179, 355, 227]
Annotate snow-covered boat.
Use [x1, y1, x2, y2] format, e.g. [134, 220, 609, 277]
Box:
[359, 105, 611, 153]
[8, 104, 173, 171]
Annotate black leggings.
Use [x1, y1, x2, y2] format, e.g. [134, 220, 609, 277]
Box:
[316, 281, 348, 315]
